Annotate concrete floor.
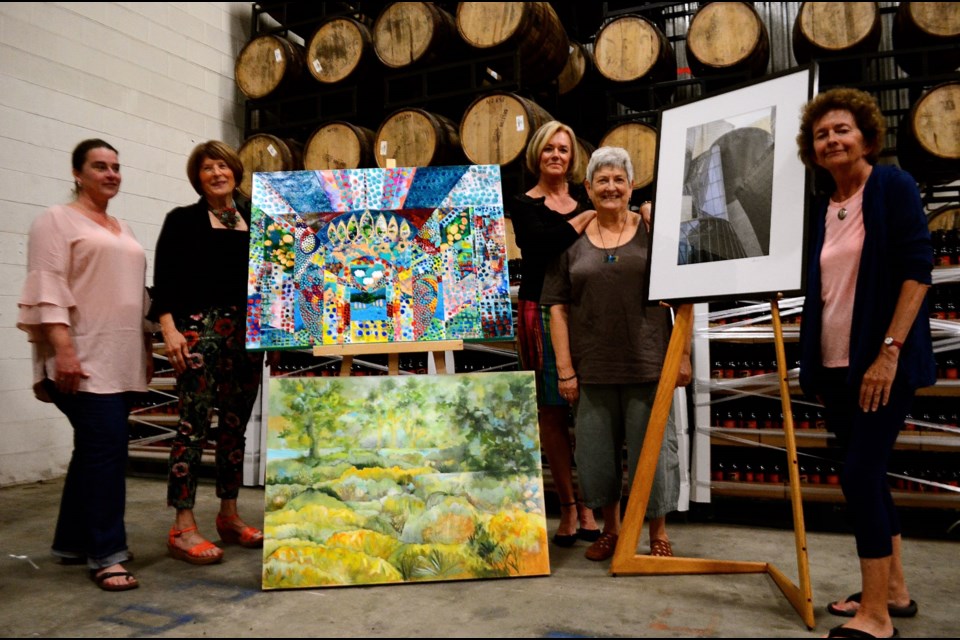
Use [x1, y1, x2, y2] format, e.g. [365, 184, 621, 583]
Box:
[1, 474, 957, 638]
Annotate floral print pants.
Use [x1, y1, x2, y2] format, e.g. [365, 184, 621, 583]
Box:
[167, 306, 263, 509]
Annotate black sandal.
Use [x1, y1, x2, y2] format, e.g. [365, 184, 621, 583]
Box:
[552, 502, 579, 547]
[90, 568, 139, 592]
[576, 501, 601, 541]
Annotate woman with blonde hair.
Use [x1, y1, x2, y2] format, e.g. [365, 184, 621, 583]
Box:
[510, 121, 600, 545]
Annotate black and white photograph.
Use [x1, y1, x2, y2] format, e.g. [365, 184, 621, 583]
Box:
[679, 105, 774, 264]
[648, 67, 814, 304]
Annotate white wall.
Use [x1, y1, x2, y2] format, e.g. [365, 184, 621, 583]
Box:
[0, 2, 252, 486]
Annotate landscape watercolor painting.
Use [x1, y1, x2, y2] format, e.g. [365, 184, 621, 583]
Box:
[263, 372, 550, 589]
[245, 165, 513, 350]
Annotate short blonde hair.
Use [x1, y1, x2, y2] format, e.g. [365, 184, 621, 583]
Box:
[524, 121, 578, 180]
[186, 140, 244, 196]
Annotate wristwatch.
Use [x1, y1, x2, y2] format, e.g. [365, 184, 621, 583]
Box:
[883, 336, 903, 350]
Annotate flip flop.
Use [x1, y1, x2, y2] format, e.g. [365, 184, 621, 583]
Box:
[827, 592, 918, 618]
[827, 624, 899, 638]
[90, 569, 139, 592]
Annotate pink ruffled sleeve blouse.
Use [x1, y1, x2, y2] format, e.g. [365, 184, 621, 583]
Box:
[17, 204, 149, 399]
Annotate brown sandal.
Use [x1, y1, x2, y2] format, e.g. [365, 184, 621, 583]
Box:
[584, 532, 619, 561]
[650, 538, 674, 557]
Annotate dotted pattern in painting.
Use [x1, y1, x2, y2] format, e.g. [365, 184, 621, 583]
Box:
[245, 165, 513, 350]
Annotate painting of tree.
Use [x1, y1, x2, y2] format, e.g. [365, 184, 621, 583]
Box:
[263, 371, 549, 589]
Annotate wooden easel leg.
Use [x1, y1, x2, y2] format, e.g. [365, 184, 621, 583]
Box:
[770, 297, 815, 628]
[432, 351, 446, 374]
[609, 301, 815, 630]
[388, 353, 400, 376]
[340, 355, 353, 377]
[612, 304, 693, 570]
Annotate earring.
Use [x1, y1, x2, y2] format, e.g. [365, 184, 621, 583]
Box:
[75, 180, 82, 190]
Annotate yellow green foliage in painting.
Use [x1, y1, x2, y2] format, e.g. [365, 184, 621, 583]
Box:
[339, 465, 435, 485]
[420, 511, 476, 545]
[389, 543, 486, 582]
[484, 509, 550, 576]
[380, 493, 425, 517]
[324, 529, 402, 560]
[402, 497, 478, 544]
[373, 493, 426, 535]
[263, 544, 403, 589]
[264, 483, 309, 511]
[487, 509, 547, 552]
[263, 536, 316, 560]
[328, 475, 402, 502]
[266, 502, 362, 542]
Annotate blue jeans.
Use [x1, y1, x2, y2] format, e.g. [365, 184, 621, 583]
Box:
[46, 381, 134, 569]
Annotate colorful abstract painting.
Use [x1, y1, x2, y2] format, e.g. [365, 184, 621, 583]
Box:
[262, 372, 549, 589]
[246, 165, 513, 350]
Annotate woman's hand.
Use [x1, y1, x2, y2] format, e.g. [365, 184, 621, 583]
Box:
[859, 348, 899, 412]
[159, 313, 200, 376]
[558, 375, 579, 405]
[43, 324, 88, 394]
[639, 201, 652, 233]
[53, 349, 89, 394]
[162, 327, 192, 376]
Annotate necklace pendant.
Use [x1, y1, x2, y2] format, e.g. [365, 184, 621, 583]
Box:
[837, 207, 847, 220]
[604, 254, 619, 264]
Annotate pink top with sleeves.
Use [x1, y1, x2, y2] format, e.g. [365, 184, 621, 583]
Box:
[17, 204, 150, 400]
[819, 187, 866, 368]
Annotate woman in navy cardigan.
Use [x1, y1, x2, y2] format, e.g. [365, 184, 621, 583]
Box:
[796, 88, 935, 639]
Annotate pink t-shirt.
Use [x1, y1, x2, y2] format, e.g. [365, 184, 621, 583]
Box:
[18, 204, 149, 399]
[820, 188, 866, 367]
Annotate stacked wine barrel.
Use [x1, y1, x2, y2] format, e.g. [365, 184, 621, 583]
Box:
[236, 1, 960, 195]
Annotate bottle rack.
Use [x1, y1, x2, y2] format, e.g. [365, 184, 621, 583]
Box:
[691, 262, 960, 509]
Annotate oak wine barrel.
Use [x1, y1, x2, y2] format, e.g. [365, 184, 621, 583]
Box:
[557, 41, 598, 96]
[892, 2, 960, 76]
[374, 108, 464, 168]
[928, 204, 960, 232]
[599, 122, 658, 190]
[237, 134, 304, 198]
[304, 121, 376, 170]
[235, 34, 307, 100]
[896, 82, 960, 186]
[305, 15, 375, 84]
[593, 14, 677, 108]
[373, 2, 463, 69]
[686, 2, 770, 80]
[456, 2, 570, 83]
[459, 92, 554, 167]
[792, 2, 881, 63]
[572, 137, 596, 185]
[594, 15, 676, 86]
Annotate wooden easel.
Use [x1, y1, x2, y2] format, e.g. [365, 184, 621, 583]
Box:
[313, 340, 464, 376]
[611, 299, 815, 629]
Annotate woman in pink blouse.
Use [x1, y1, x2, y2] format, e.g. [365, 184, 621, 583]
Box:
[18, 139, 153, 592]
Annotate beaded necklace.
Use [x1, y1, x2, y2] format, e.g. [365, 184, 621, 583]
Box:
[211, 207, 240, 229]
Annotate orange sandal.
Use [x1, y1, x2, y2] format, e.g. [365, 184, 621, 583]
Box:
[216, 514, 264, 548]
[167, 525, 223, 565]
